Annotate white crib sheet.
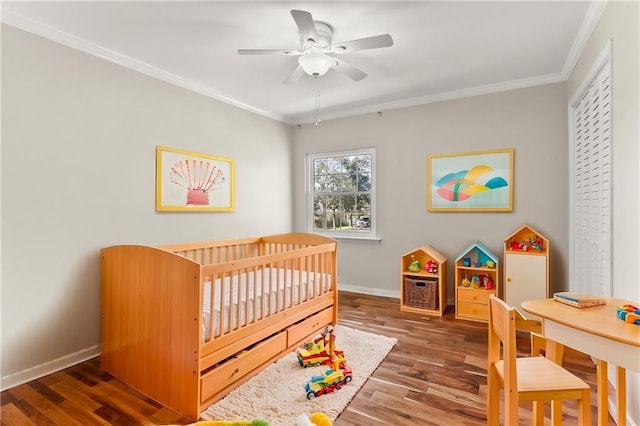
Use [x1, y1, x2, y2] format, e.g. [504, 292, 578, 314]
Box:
[201, 268, 331, 341]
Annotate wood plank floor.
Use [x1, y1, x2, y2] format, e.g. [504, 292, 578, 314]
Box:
[1, 291, 607, 425]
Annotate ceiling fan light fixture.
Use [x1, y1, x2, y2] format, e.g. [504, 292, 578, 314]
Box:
[298, 52, 335, 77]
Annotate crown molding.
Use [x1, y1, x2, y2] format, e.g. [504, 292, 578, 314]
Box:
[292, 72, 567, 125]
[0, 9, 288, 124]
[561, 0, 608, 78]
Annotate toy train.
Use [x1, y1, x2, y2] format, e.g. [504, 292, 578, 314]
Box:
[297, 327, 345, 368]
[304, 365, 353, 399]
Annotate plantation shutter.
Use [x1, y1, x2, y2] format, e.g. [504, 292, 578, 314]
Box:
[571, 60, 612, 296]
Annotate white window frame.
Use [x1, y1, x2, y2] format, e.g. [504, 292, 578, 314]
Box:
[305, 147, 377, 240]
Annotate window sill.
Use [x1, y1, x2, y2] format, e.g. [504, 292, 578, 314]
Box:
[332, 235, 382, 244]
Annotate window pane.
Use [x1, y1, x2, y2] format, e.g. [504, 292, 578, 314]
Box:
[314, 158, 328, 176]
[357, 194, 371, 213]
[325, 175, 340, 192]
[338, 174, 355, 192]
[357, 155, 372, 173]
[341, 156, 356, 173]
[314, 176, 327, 192]
[327, 157, 341, 174]
[341, 194, 356, 229]
[357, 172, 372, 191]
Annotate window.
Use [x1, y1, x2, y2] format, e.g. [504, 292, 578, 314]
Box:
[306, 148, 376, 237]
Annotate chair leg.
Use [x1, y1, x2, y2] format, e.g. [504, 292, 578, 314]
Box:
[487, 368, 500, 424]
[505, 389, 519, 425]
[551, 400, 562, 426]
[577, 388, 592, 426]
[532, 400, 545, 426]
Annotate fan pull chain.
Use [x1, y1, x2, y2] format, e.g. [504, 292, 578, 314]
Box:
[315, 94, 322, 127]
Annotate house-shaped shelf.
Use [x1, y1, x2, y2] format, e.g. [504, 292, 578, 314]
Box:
[504, 224, 549, 255]
[454, 240, 499, 323]
[401, 245, 447, 276]
[400, 245, 448, 316]
[503, 224, 550, 324]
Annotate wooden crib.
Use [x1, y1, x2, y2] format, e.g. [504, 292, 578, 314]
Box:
[100, 233, 337, 421]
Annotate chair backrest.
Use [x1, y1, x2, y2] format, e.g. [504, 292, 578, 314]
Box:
[531, 331, 564, 364]
[488, 295, 518, 402]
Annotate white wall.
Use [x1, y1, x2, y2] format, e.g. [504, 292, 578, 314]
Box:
[1, 24, 294, 387]
[567, 1, 639, 423]
[293, 82, 570, 301]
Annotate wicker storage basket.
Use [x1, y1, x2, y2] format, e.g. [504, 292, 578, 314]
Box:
[404, 277, 438, 310]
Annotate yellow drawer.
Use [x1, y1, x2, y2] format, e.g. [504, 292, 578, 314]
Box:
[457, 301, 489, 321]
[287, 307, 333, 346]
[457, 287, 494, 304]
[200, 331, 286, 401]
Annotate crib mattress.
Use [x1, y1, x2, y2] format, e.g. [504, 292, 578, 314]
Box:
[202, 268, 332, 341]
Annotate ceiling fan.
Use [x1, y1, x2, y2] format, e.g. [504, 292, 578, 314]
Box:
[238, 9, 393, 84]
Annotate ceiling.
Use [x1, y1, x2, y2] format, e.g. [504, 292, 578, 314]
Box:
[2, 1, 599, 125]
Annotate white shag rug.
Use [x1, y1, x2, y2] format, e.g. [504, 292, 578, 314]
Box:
[200, 324, 397, 425]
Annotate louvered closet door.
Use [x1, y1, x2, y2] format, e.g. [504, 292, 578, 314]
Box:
[572, 61, 611, 296]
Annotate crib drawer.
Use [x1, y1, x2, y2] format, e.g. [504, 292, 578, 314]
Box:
[287, 307, 333, 346]
[200, 331, 286, 401]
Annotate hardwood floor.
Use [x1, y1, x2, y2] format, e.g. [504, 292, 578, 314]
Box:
[1, 291, 606, 425]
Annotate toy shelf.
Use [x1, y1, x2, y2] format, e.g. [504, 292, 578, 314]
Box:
[400, 245, 447, 317]
[454, 241, 499, 323]
[504, 224, 550, 322]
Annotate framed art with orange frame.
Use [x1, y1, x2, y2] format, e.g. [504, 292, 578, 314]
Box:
[428, 148, 513, 212]
[156, 146, 235, 212]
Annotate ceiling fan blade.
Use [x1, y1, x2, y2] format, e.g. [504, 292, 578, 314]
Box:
[332, 34, 394, 53]
[291, 10, 318, 45]
[333, 58, 367, 81]
[238, 49, 301, 55]
[284, 65, 306, 84]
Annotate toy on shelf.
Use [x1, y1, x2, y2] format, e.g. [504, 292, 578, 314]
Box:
[480, 274, 494, 290]
[510, 234, 544, 252]
[486, 260, 495, 269]
[408, 255, 421, 272]
[470, 274, 481, 289]
[617, 304, 640, 325]
[424, 259, 438, 274]
[297, 327, 345, 368]
[461, 275, 470, 287]
[529, 235, 543, 251]
[462, 257, 471, 267]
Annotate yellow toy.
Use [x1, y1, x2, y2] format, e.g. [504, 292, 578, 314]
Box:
[461, 275, 470, 287]
[295, 412, 332, 426]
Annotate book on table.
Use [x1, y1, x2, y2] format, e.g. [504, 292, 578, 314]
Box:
[553, 292, 606, 308]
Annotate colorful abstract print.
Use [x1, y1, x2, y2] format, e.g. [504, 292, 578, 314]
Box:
[434, 165, 508, 202]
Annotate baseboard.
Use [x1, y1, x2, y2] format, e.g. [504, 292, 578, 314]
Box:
[1, 345, 100, 391]
[339, 284, 400, 299]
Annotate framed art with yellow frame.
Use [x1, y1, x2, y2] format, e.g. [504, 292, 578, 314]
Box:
[428, 148, 513, 212]
[156, 146, 235, 212]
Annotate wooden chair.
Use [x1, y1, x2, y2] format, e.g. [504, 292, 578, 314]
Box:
[487, 295, 591, 425]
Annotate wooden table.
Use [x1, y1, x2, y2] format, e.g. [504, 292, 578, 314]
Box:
[521, 297, 640, 426]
